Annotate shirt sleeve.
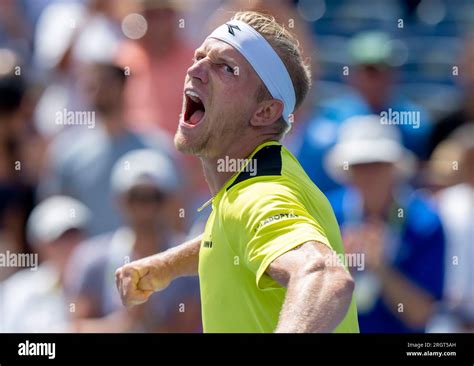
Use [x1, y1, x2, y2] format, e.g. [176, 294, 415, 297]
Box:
[227, 181, 334, 291]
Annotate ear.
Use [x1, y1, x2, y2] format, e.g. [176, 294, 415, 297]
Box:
[250, 99, 284, 127]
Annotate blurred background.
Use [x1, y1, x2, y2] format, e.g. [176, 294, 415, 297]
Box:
[0, 0, 472, 333]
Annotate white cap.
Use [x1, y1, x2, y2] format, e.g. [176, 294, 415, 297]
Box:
[34, 2, 86, 69]
[27, 196, 91, 245]
[72, 15, 120, 65]
[34, 3, 120, 69]
[324, 115, 416, 182]
[111, 149, 179, 195]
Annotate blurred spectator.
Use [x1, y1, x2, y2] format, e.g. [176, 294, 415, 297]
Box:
[1, 196, 90, 332]
[429, 34, 474, 155]
[0, 0, 32, 61]
[38, 61, 174, 235]
[0, 66, 37, 281]
[428, 125, 474, 332]
[117, 0, 194, 135]
[298, 31, 432, 192]
[422, 138, 465, 192]
[66, 149, 201, 332]
[176, 0, 223, 46]
[399, 0, 423, 21]
[116, 0, 207, 217]
[33, 0, 131, 137]
[325, 115, 445, 333]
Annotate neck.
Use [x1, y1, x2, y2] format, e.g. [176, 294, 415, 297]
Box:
[362, 190, 394, 218]
[201, 135, 278, 195]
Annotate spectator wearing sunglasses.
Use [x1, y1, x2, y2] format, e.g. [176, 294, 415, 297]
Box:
[64, 149, 201, 332]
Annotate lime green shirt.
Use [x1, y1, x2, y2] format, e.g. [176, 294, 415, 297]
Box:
[199, 141, 359, 333]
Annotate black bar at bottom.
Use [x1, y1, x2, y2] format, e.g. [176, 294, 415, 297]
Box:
[0, 333, 472, 364]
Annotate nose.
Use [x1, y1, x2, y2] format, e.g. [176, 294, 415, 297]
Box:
[187, 58, 209, 84]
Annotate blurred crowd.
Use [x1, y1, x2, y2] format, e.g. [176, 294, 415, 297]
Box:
[0, 0, 472, 333]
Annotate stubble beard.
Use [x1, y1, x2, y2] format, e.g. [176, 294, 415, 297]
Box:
[174, 127, 212, 157]
[174, 106, 249, 160]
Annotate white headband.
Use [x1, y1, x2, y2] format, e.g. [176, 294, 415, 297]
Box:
[207, 20, 296, 124]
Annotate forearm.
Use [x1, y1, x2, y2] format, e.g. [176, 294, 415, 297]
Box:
[147, 234, 202, 280]
[377, 264, 435, 328]
[275, 268, 354, 333]
[116, 234, 202, 306]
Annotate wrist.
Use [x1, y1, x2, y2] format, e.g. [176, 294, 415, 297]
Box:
[146, 253, 173, 286]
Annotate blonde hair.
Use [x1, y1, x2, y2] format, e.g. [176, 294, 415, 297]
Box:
[231, 11, 312, 136]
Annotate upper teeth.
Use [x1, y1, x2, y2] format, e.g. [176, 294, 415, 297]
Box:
[186, 90, 201, 103]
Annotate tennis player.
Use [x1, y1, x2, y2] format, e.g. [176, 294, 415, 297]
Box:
[116, 11, 359, 333]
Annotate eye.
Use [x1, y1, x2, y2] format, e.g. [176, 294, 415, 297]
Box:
[224, 64, 235, 74]
[193, 55, 204, 63]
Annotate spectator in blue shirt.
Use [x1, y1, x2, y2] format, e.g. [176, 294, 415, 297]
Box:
[298, 31, 432, 193]
[325, 115, 445, 333]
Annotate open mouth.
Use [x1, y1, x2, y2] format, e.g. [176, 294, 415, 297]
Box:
[183, 90, 206, 126]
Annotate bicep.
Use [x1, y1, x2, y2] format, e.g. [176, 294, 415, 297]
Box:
[266, 241, 337, 287]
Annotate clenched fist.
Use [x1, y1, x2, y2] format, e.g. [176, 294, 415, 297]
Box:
[115, 257, 171, 307]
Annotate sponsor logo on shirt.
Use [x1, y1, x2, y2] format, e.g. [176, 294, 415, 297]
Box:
[202, 240, 213, 249]
[254, 212, 299, 233]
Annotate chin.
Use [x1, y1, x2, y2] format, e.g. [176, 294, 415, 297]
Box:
[174, 128, 210, 156]
[173, 130, 191, 153]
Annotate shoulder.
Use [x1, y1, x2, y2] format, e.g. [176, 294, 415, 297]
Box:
[438, 183, 470, 202]
[3, 265, 56, 300]
[48, 127, 103, 168]
[225, 180, 300, 214]
[437, 183, 472, 222]
[64, 233, 114, 294]
[223, 144, 297, 204]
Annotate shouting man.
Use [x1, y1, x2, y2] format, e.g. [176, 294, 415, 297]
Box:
[115, 11, 359, 333]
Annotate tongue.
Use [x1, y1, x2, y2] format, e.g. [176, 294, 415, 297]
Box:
[189, 110, 204, 125]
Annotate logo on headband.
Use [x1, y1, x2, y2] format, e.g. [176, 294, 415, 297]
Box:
[226, 23, 241, 36]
